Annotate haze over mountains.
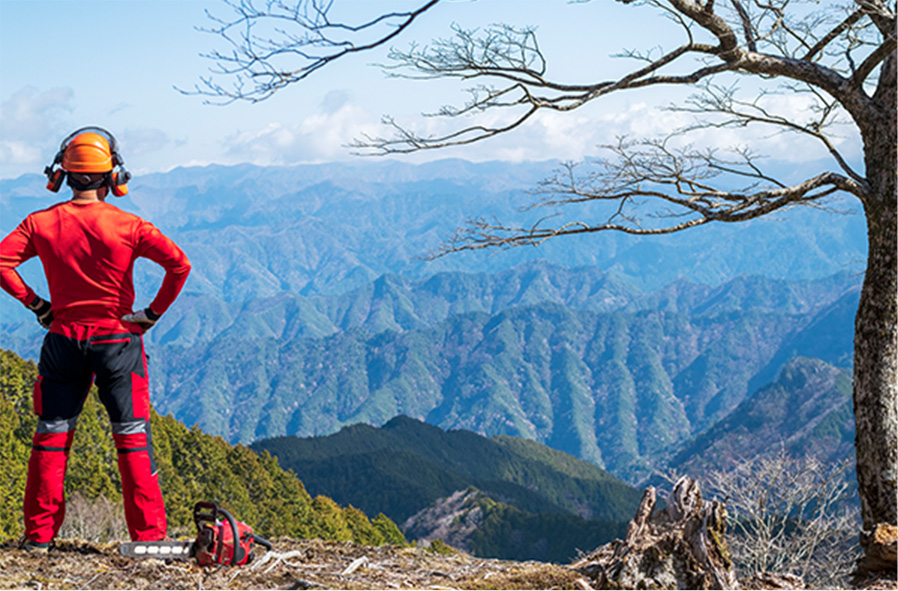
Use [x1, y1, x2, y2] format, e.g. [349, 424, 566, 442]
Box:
[0, 158, 866, 303]
[0, 159, 864, 488]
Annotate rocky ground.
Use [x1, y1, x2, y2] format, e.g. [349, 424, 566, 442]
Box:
[0, 537, 589, 590]
[2, 536, 896, 591]
[3, 494, 896, 591]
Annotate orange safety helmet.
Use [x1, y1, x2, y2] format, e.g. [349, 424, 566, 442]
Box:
[44, 126, 131, 196]
[62, 132, 114, 172]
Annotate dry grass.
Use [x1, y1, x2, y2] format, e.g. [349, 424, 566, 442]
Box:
[0, 537, 587, 590]
[2, 536, 893, 590]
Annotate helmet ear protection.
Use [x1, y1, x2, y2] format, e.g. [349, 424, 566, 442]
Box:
[108, 151, 132, 197]
[45, 165, 66, 193]
[44, 126, 131, 197]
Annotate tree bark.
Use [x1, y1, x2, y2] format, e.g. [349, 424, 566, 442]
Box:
[853, 51, 897, 533]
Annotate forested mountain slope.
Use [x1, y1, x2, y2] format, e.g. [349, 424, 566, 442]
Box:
[253, 415, 641, 524]
[253, 416, 640, 563]
[0, 349, 405, 546]
[668, 356, 855, 477]
[141, 272, 856, 482]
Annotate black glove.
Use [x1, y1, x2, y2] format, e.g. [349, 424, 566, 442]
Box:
[121, 307, 161, 330]
[28, 296, 53, 329]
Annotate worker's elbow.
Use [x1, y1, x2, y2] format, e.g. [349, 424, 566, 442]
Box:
[178, 255, 192, 277]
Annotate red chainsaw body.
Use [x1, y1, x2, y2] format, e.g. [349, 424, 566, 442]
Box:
[193, 502, 261, 566]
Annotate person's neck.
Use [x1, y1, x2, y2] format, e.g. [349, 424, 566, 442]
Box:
[71, 189, 106, 203]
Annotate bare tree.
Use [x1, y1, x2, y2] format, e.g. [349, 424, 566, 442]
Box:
[192, 0, 896, 565]
[704, 450, 861, 588]
[57, 493, 128, 543]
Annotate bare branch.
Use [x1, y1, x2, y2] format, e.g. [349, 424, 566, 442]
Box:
[803, 9, 865, 61]
[349, 104, 541, 154]
[730, 0, 758, 51]
[668, 81, 867, 184]
[352, 32, 735, 154]
[427, 142, 865, 259]
[184, 0, 441, 103]
[704, 450, 861, 588]
[851, 30, 897, 85]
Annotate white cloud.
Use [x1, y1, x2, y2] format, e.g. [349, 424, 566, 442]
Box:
[223, 94, 381, 165]
[0, 85, 75, 139]
[0, 86, 76, 177]
[0, 140, 42, 168]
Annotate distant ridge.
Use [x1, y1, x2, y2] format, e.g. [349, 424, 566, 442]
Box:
[252, 415, 642, 524]
[667, 357, 855, 478]
[0, 159, 866, 306]
[252, 416, 640, 562]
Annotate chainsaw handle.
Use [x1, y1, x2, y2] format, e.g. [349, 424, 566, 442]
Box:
[252, 533, 273, 551]
[216, 506, 246, 566]
[193, 501, 218, 528]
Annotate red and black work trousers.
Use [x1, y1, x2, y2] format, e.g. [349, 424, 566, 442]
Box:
[25, 324, 167, 543]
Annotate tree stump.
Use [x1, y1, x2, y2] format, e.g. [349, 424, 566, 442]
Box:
[572, 477, 738, 590]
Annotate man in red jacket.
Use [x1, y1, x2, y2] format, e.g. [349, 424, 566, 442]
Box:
[0, 127, 191, 552]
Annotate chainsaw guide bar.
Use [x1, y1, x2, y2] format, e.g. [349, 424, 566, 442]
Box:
[118, 540, 195, 560]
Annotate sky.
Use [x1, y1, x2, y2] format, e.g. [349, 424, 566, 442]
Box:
[0, 0, 862, 181]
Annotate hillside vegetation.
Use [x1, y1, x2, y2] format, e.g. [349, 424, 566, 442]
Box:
[253, 416, 641, 562]
[254, 416, 640, 523]
[137, 268, 857, 483]
[670, 356, 855, 476]
[0, 349, 405, 547]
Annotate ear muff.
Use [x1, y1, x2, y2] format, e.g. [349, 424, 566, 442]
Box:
[46, 126, 131, 197]
[110, 169, 132, 197]
[44, 149, 65, 192]
[108, 139, 131, 197]
[45, 164, 65, 192]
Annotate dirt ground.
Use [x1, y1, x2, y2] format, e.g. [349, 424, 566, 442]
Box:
[2, 537, 895, 590]
[0, 537, 589, 590]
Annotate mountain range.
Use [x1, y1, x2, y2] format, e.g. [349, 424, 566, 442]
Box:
[245, 355, 855, 561]
[0, 160, 863, 486]
[0, 158, 866, 306]
[252, 415, 642, 562]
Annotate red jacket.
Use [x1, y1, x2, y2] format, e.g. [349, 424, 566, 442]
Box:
[0, 200, 190, 334]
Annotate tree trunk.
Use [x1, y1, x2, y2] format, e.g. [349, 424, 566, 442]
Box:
[854, 184, 898, 532]
[853, 52, 898, 534]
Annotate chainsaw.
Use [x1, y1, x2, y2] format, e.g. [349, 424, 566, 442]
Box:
[119, 501, 272, 566]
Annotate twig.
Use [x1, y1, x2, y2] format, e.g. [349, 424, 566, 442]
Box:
[249, 549, 307, 573]
[341, 556, 369, 576]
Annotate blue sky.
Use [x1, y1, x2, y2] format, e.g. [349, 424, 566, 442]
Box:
[0, 0, 859, 180]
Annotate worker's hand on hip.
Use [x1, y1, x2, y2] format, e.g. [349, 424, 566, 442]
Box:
[27, 296, 53, 329]
[122, 307, 161, 330]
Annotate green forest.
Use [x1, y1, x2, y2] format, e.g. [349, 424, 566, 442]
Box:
[0, 348, 405, 547]
[253, 417, 641, 562]
[254, 417, 641, 525]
